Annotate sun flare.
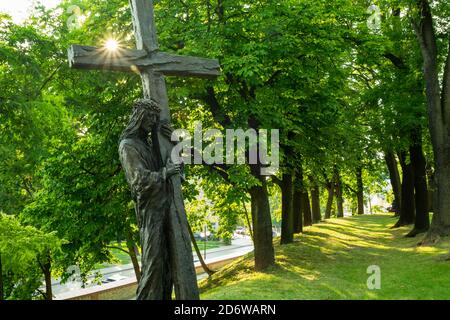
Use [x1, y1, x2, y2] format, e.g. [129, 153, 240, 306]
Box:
[105, 39, 119, 51]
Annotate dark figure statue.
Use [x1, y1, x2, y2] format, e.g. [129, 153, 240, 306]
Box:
[119, 99, 199, 300]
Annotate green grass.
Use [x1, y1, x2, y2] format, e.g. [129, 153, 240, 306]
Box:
[110, 246, 133, 265]
[199, 214, 450, 300]
[194, 240, 223, 251]
[94, 244, 133, 269]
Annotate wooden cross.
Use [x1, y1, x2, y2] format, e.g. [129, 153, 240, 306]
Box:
[67, 0, 220, 300]
[68, 0, 220, 125]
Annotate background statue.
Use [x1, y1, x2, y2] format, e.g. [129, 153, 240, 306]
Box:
[119, 99, 199, 300]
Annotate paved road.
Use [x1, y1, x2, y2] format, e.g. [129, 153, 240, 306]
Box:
[52, 237, 253, 297]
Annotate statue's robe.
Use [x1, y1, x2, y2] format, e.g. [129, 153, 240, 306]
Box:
[119, 134, 199, 300]
[119, 136, 172, 299]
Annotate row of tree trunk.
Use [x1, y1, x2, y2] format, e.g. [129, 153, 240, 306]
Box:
[385, 130, 430, 236]
[279, 162, 363, 245]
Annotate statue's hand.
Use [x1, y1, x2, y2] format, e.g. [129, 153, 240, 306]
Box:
[166, 161, 181, 178]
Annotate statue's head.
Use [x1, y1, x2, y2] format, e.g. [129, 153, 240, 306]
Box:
[133, 99, 161, 133]
[120, 98, 161, 140]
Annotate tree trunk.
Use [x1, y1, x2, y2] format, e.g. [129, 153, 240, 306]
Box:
[311, 183, 321, 223]
[39, 254, 52, 300]
[293, 188, 303, 233]
[280, 173, 294, 244]
[426, 165, 434, 213]
[393, 151, 415, 227]
[429, 164, 450, 238]
[126, 241, 142, 282]
[249, 180, 275, 270]
[325, 181, 334, 219]
[302, 190, 312, 227]
[187, 224, 215, 276]
[356, 166, 364, 215]
[335, 171, 344, 218]
[385, 152, 402, 215]
[0, 253, 3, 301]
[414, 0, 450, 241]
[296, 162, 311, 227]
[407, 132, 430, 237]
[217, 0, 225, 22]
[242, 202, 254, 241]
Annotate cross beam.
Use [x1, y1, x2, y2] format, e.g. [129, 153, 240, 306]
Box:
[68, 0, 220, 122]
[68, 45, 220, 78]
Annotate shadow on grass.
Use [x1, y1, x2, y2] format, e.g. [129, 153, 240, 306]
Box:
[199, 215, 450, 300]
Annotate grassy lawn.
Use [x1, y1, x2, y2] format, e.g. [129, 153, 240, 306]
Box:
[194, 240, 223, 251]
[199, 214, 450, 299]
[94, 244, 133, 269]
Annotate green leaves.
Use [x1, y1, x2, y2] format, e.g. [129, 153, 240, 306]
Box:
[0, 0, 443, 298]
[0, 213, 62, 299]
[0, 213, 62, 269]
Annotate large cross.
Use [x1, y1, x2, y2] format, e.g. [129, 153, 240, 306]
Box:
[68, 0, 220, 124]
[67, 0, 220, 300]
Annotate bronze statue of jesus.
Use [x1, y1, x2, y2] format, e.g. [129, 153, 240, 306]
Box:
[119, 99, 199, 300]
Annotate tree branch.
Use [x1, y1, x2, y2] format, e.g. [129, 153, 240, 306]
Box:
[208, 163, 231, 182]
[36, 61, 64, 97]
[271, 175, 282, 187]
[344, 183, 357, 194]
[344, 32, 407, 71]
[36, 288, 47, 300]
[108, 165, 122, 178]
[383, 53, 407, 70]
[106, 245, 129, 255]
[201, 86, 232, 127]
[80, 165, 97, 176]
